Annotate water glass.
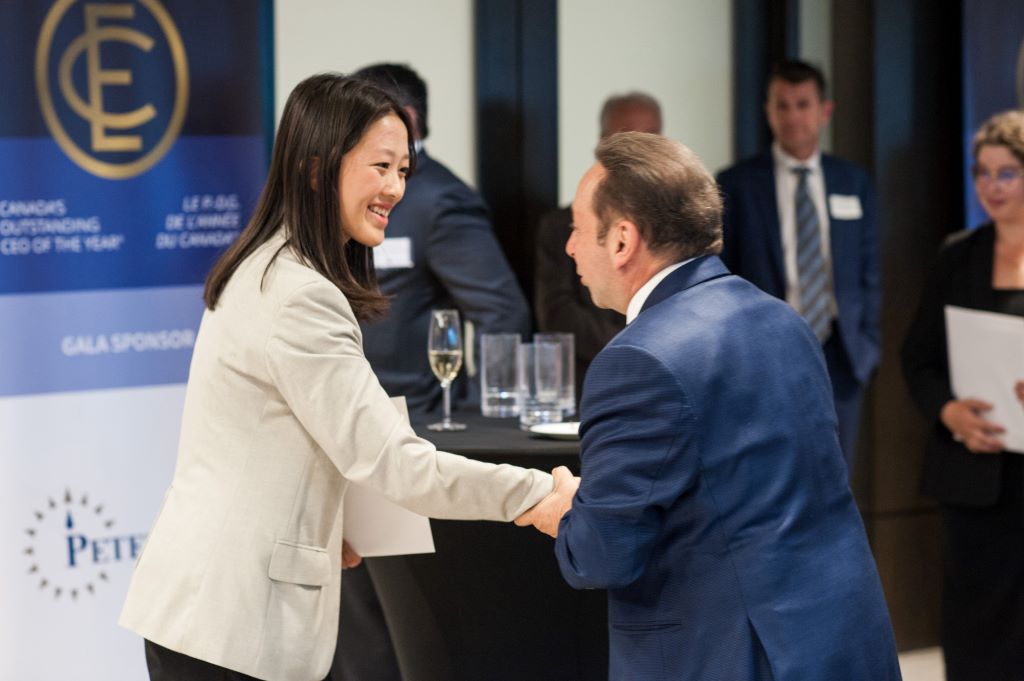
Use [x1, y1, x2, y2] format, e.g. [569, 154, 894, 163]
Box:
[534, 332, 576, 418]
[518, 341, 564, 430]
[480, 333, 521, 417]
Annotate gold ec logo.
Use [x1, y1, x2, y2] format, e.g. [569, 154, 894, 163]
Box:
[35, 0, 189, 180]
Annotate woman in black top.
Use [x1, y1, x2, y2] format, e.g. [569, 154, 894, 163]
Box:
[902, 109, 1024, 680]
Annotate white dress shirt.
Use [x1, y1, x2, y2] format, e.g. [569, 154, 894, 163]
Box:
[772, 143, 835, 316]
[626, 259, 693, 323]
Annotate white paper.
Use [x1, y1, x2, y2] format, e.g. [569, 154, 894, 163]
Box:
[828, 194, 863, 220]
[373, 237, 413, 269]
[945, 305, 1024, 453]
[342, 397, 435, 556]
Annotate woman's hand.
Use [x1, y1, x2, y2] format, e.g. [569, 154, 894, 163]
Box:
[940, 398, 1005, 453]
[342, 540, 362, 569]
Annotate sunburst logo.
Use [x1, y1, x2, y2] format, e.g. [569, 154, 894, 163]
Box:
[24, 489, 146, 601]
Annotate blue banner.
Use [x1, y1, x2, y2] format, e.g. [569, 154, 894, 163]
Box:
[0, 4, 271, 678]
[0, 0, 272, 394]
[962, 3, 1024, 228]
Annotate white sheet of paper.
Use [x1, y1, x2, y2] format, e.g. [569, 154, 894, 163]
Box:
[342, 397, 435, 556]
[945, 305, 1024, 453]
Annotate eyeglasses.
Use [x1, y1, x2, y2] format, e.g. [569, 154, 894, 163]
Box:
[971, 165, 1024, 188]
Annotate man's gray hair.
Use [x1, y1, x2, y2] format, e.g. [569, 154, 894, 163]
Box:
[599, 92, 662, 137]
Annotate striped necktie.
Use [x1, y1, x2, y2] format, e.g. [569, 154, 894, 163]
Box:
[793, 167, 832, 342]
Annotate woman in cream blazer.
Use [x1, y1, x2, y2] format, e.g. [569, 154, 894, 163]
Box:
[119, 74, 555, 681]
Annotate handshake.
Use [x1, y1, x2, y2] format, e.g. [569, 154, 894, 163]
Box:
[514, 466, 580, 538]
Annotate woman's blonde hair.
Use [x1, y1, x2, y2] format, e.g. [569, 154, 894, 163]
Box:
[973, 110, 1024, 165]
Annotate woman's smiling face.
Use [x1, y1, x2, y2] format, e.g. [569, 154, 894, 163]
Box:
[337, 113, 410, 247]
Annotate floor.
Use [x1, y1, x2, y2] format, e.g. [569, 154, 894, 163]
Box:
[899, 647, 944, 681]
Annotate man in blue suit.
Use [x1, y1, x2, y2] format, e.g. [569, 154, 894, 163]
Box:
[517, 132, 900, 680]
[716, 60, 880, 468]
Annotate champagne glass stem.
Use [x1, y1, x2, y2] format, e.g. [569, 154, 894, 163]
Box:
[442, 380, 452, 428]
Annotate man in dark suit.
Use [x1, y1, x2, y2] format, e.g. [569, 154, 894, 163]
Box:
[332, 63, 530, 681]
[356, 62, 530, 414]
[533, 92, 661, 395]
[716, 60, 880, 468]
[518, 131, 900, 681]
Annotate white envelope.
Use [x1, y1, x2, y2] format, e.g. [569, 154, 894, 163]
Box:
[342, 396, 436, 556]
[828, 194, 863, 220]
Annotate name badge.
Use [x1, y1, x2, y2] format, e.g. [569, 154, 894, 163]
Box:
[828, 194, 863, 220]
[373, 237, 413, 270]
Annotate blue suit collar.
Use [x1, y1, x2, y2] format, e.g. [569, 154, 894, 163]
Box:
[639, 254, 731, 315]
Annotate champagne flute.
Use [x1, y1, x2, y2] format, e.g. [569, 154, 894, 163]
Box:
[427, 309, 466, 431]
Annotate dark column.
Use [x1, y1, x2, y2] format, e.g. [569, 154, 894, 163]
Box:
[475, 0, 558, 301]
[834, 0, 963, 651]
[732, 0, 800, 160]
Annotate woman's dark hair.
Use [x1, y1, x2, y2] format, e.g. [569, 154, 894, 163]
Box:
[203, 73, 415, 321]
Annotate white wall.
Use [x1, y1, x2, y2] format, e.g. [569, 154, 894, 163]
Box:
[274, 0, 478, 186]
[800, 0, 833, 152]
[558, 0, 734, 204]
[275, 1, 736, 204]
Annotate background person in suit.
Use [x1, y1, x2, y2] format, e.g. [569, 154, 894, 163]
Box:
[716, 59, 881, 468]
[355, 62, 530, 414]
[331, 62, 531, 681]
[901, 109, 1024, 681]
[518, 132, 900, 681]
[119, 73, 563, 681]
[533, 92, 661, 396]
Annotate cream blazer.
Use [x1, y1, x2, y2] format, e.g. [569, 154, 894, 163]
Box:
[119, 230, 552, 681]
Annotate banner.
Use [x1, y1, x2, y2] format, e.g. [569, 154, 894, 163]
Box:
[962, 3, 1024, 228]
[0, 2, 272, 678]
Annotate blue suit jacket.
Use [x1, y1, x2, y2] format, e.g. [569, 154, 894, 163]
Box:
[360, 152, 530, 413]
[717, 153, 880, 384]
[555, 256, 900, 681]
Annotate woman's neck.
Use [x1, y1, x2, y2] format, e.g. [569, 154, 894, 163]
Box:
[995, 219, 1024, 245]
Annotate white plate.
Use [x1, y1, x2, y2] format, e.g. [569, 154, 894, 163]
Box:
[528, 422, 580, 440]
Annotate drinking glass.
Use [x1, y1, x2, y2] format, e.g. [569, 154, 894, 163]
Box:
[518, 341, 564, 430]
[534, 332, 575, 418]
[480, 333, 521, 417]
[427, 309, 466, 431]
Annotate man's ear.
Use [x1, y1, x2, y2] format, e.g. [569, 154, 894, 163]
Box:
[820, 99, 835, 126]
[609, 219, 641, 270]
[308, 156, 321, 191]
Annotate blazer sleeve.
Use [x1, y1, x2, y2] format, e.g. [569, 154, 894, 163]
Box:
[425, 182, 531, 339]
[533, 209, 625, 363]
[901, 247, 956, 424]
[265, 279, 552, 521]
[555, 344, 695, 590]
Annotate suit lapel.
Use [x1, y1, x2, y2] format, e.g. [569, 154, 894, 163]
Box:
[821, 155, 848, 278]
[751, 154, 786, 291]
[968, 223, 996, 310]
[640, 255, 732, 314]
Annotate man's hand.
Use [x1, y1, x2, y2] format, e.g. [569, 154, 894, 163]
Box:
[514, 466, 580, 538]
[342, 540, 362, 569]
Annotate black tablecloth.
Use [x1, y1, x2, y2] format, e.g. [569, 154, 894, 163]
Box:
[365, 411, 608, 681]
